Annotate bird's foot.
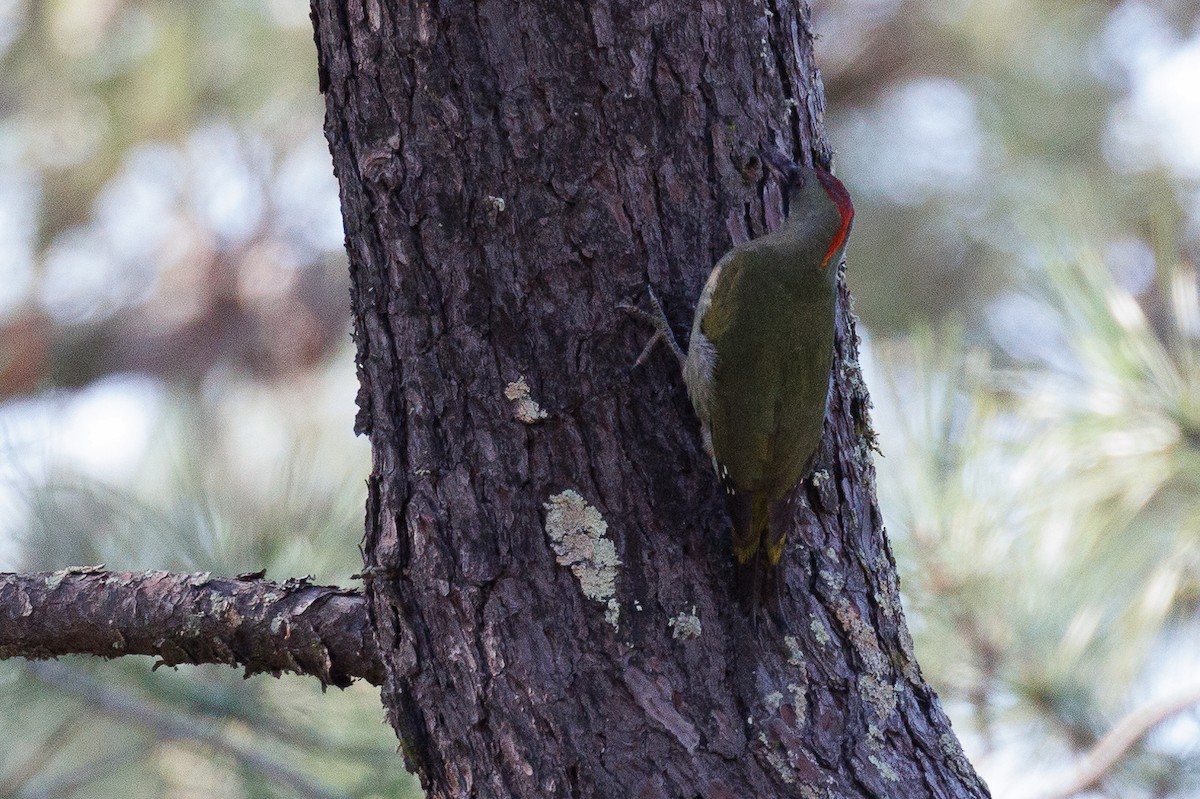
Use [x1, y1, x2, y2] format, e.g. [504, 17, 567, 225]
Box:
[734, 549, 787, 633]
[619, 286, 686, 368]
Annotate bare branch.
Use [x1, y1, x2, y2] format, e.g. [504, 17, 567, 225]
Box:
[1040, 684, 1200, 799]
[26, 660, 351, 799]
[0, 568, 384, 687]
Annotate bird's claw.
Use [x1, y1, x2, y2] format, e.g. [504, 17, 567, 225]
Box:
[620, 286, 686, 368]
[634, 330, 666, 367]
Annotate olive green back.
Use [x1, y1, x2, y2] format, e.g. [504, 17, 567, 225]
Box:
[698, 177, 844, 499]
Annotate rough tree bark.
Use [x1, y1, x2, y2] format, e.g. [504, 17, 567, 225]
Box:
[312, 1, 991, 798]
[0, 569, 382, 686]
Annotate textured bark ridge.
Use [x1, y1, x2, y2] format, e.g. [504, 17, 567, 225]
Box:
[312, 0, 991, 796]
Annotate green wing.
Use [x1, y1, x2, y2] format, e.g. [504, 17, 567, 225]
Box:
[699, 245, 835, 501]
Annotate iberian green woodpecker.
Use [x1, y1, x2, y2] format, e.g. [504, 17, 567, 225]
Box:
[631, 153, 854, 596]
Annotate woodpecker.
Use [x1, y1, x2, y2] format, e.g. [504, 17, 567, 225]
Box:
[629, 151, 854, 603]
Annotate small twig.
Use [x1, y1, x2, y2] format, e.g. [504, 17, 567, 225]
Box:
[0, 569, 384, 686]
[0, 711, 84, 796]
[26, 660, 352, 799]
[21, 749, 146, 799]
[1039, 684, 1200, 799]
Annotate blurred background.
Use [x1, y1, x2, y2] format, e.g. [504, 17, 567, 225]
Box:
[0, 0, 1196, 796]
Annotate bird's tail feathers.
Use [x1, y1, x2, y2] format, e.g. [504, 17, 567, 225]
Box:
[730, 492, 786, 618]
[728, 490, 764, 566]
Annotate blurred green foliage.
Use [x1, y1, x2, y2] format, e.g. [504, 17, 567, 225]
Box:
[1, 356, 419, 799]
[1, 0, 1199, 796]
[1, 1, 418, 796]
[868, 251, 1200, 795]
[817, 0, 1200, 793]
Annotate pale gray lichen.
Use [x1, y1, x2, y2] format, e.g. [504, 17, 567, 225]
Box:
[669, 607, 702, 640]
[766, 750, 796, 784]
[897, 624, 921, 682]
[210, 595, 234, 617]
[939, 732, 978, 779]
[182, 612, 203, 637]
[505, 376, 549, 424]
[858, 674, 898, 721]
[835, 597, 889, 676]
[544, 490, 621, 627]
[809, 617, 831, 647]
[787, 682, 807, 724]
[784, 635, 805, 666]
[939, 733, 962, 757]
[604, 598, 621, 628]
[485, 195, 506, 212]
[818, 568, 845, 591]
[764, 691, 784, 713]
[758, 733, 797, 784]
[869, 754, 900, 783]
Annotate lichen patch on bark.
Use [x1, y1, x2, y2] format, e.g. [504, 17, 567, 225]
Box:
[669, 607, 702, 640]
[784, 635, 805, 665]
[543, 490, 621, 626]
[787, 682, 807, 725]
[505, 376, 549, 424]
[858, 674, 898, 721]
[869, 754, 901, 783]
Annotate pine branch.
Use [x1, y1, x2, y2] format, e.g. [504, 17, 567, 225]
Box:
[1040, 684, 1200, 799]
[0, 568, 384, 687]
[0, 710, 86, 796]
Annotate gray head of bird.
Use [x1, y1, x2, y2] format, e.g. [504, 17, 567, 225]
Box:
[761, 150, 855, 270]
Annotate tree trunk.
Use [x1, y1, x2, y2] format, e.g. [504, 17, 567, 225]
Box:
[311, 1, 991, 797]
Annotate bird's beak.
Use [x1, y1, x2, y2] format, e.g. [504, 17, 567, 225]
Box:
[761, 149, 799, 182]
